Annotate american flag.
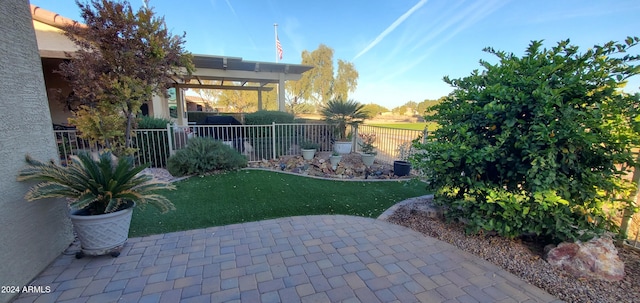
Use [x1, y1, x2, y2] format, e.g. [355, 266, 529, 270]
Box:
[276, 35, 283, 60]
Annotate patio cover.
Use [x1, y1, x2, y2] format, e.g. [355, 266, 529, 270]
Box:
[172, 55, 313, 125]
[30, 5, 314, 126]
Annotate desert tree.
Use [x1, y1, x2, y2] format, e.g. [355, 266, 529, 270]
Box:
[286, 44, 359, 111]
[58, 0, 193, 154]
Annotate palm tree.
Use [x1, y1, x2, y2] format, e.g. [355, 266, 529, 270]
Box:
[321, 99, 369, 140]
[17, 152, 175, 215]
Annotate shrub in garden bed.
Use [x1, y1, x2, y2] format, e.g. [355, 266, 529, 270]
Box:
[167, 137, 247, 176]
[413, 38, 640, 243]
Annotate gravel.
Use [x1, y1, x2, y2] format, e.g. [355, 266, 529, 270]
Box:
[385, 199, 640, 303]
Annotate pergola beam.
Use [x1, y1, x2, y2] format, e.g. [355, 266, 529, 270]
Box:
[192, 68, 304, 82]
[174, 83, 273, 91]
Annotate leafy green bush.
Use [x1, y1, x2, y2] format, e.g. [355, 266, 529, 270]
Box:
[245, 110, 294, 125]
[137, 116, 171, 129]
[413, 38, 640, 242]
[167, 137, 247, 176]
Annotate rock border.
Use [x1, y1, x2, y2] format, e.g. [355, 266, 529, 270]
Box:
[377, 194, 434, 221]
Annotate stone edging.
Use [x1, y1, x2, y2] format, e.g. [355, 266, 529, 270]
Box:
[241, 167, 417, 182]
[377, 194, 434, 221]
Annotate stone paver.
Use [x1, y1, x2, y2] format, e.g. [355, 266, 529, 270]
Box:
[14, 215, 561, 302]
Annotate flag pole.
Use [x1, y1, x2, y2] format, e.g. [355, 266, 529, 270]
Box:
[274, 23, 279, 63]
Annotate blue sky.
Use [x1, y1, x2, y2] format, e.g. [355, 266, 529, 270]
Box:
[31, 0, 640, 109]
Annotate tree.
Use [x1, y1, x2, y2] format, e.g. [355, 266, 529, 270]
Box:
[416, 98, 444, 116]
[286, 44, 359, 110]
[333, 60, 358, 100]
[304, 44, 334, 105]
[59, 0, 193, 154]
[216, 84, 278, 112]
[217, 88, 257, 113]
[191, 80, 222, 111]
[412, 38, 640, 242]
[391, 105, 407, 115]
[362, 103, 388, 116]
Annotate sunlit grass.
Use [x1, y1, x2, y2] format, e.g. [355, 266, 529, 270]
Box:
[130, 170, 429, 237]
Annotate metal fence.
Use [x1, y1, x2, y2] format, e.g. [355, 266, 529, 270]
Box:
[54, 123, 339, 166]
[55, 128, 172, 168]
[356, 125, 426, 165]
[171, 123, 336, 162]
[53, 123, 425, 167]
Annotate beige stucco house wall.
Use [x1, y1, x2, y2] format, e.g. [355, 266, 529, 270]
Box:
[0, 1, 74, 302]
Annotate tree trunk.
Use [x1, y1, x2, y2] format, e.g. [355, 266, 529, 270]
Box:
[618, 153, 640, 244]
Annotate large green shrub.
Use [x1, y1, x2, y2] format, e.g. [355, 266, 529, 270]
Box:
[413, 38, 640, 242]
[167, 137, 247, 176]
[137, 116, 171, 129]
[245, 110, 294, 125]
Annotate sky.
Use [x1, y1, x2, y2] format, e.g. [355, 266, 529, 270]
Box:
[31, 0, 640, 109]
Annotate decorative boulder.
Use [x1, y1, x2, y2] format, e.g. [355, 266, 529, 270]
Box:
[545, 237, 625, 282]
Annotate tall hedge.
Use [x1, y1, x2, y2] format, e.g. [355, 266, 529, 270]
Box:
[244, 110, 294, 125]
[413, 38, 640, 242]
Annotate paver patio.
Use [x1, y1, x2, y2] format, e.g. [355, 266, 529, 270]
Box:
[13, 215, 560, 303]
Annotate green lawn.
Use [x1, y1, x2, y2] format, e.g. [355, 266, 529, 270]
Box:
[130, 170, 429, 237]
[366, 122, 438, 131]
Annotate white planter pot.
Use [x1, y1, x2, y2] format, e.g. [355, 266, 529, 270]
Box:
[329, 155, 342, 169]
[70, 202, 134, 257]
[333, 141, 352, 154]
[361, 153, 376, 167]
[301, 148, 316, 160]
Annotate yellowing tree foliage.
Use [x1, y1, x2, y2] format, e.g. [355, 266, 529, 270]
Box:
[59, 0, 193, 154]
[286, 44, 359, 112]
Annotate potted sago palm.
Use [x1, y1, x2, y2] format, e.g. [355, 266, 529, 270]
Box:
[17, 152, 176, 258]
[321, 99, 369, 154]
[358, 132, 377, 167]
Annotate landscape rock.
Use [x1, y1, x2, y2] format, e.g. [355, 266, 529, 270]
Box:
[545, 237, 625, 282]
[247, 152, 413, 180]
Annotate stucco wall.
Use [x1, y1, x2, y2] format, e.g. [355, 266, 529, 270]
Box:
[0, 1, 74, 302]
